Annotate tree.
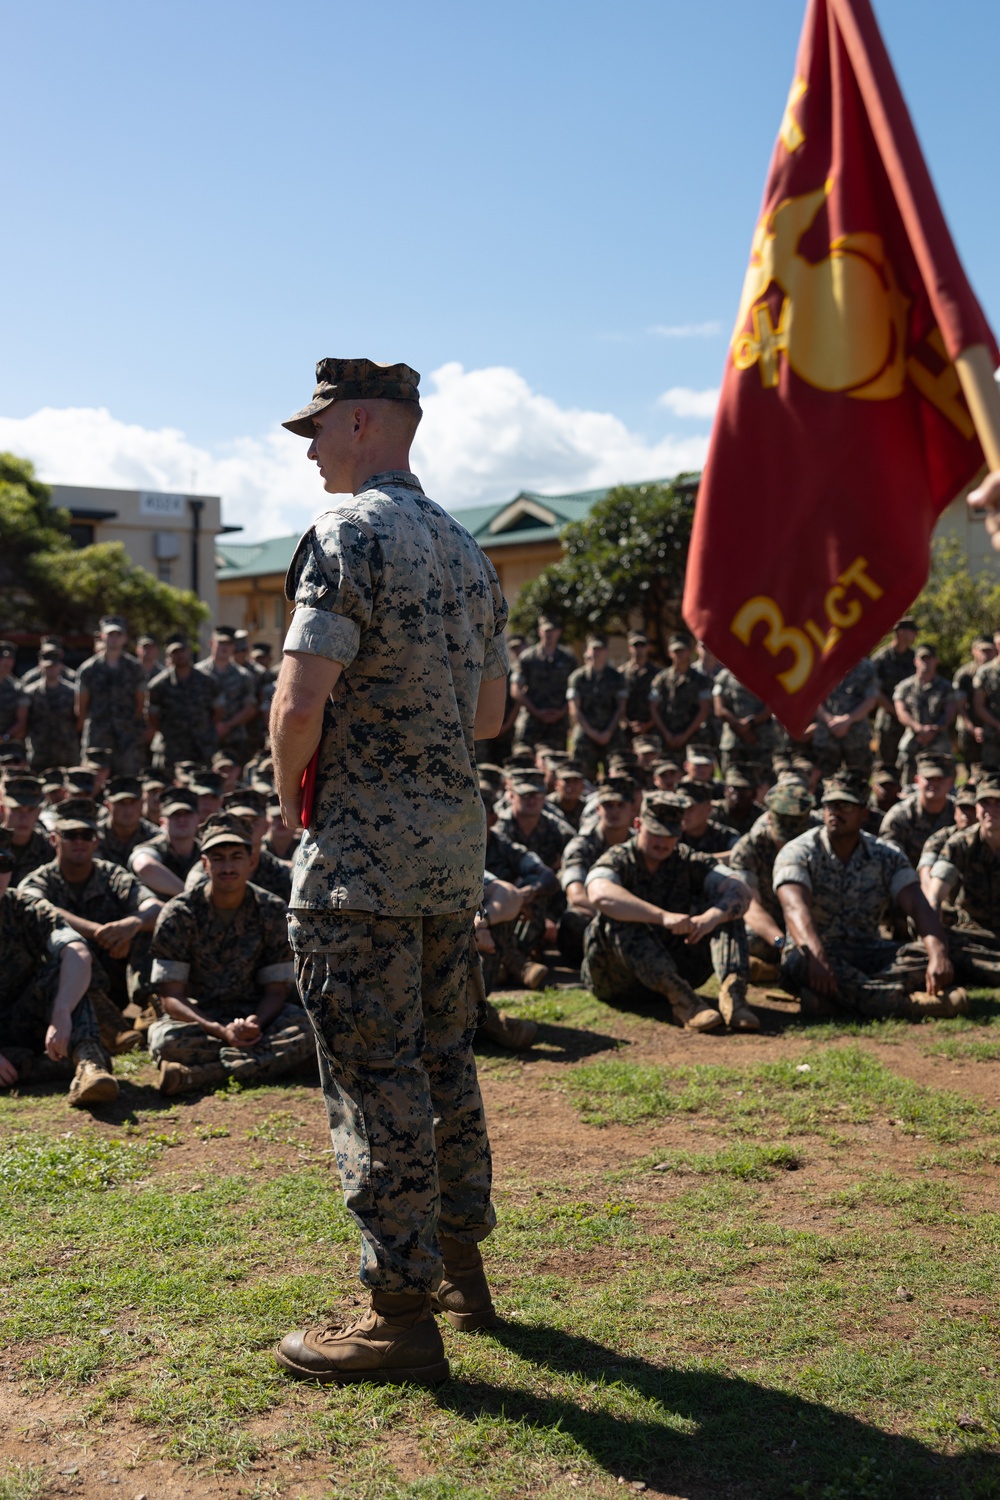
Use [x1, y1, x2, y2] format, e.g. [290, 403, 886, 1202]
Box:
[508, 477, 698, 656]
[0, 452, 209, 642]
[901, 535, 1000, 676]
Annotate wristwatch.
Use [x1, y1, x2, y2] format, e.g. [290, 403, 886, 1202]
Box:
[773, 934, 786, 951]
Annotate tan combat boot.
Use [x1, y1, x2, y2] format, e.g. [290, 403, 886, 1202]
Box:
[518, 960, 551, 990]
[749, 955, 781, 984]
[275, 1291, 449, 1384]
[902, 987, 970, 1020]
[670, 989, 724, 1032]
[67, 1041, 119, 1108]
[478, 1001, 537, 1051]
[158, 1060, 228, 1096]
[718, 975, 761, 1032]
[431, 1236, 497, 1331]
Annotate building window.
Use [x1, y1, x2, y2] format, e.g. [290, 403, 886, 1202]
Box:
[157, 559, 173, 583]
[68, 523, 94, 548]
[274, 597, 284, 629]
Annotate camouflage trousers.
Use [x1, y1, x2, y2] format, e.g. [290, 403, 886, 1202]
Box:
[481, 907, 547, 993]
[582, 917, 749, 1011]
[721, 741, 774, 782]
[874, 711, 903, 771]
[557, 904, 593, 968]
[809, 724, 874, 781]
[288, 908, 494, 1294]
[945, 921, 1000, 986]
[569, 730, 622, 785]
[0, 956, 103, 1077]
[780, 938, 928, 1017]
[147, 1001, 315, 1082]
[513, 710, 567, 754]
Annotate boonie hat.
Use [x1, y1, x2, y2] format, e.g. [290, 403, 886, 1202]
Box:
[283, 358, 421, 439]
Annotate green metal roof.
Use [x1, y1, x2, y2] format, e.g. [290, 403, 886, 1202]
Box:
[216, 480, 670, 581]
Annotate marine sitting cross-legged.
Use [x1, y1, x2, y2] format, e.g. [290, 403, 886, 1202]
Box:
[582, 790, 758, 1033]
[146, 813, 312, 1096]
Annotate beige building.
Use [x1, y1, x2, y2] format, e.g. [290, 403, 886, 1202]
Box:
[52, 483, 237, 628]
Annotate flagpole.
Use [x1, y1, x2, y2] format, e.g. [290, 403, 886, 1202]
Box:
[955, 345, 1000, 472]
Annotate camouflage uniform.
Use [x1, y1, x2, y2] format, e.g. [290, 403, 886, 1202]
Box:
[679, 820, 738, 857]
[928, 826, 1000, 983]
[146, 665, 219, 773]
[75, 652, 146, 775]
[20, 856, 157, 1012]
[810, 659, 878, 779]
[649, 664, 713, 749]
[622, 659, 658, 734]
[953, 659, 983, 770]
[193, 657, 257, 764]
[97, 813, 160, 870]
[481, 826, 556, 988]
[0, 672, 22, 739]
[148, 881, 310, 1082]
[581, 837, 748, 1010]
[21, 679, 79, 771]
[773, 826, 930, 1016]
[712, 670, 778, 778]
[512, 644, 576, 753]
[11, 828, 54, 888]
[283, 468, 507, 1292]
[878, 795, 954, 869]
[263, 828, 301, 863]
[566, 663, 627, 782]
[971, 659, 1000, 771]
[184, 845, 292, 904]
[493, 805, 572, 874]
[871, 643, 915, 770]
[557, 824, 611, 967]
[893, 673, 956, 781]
[0, 889, 103, 1076]
[546, 790, 583, 832]
[729, 812, 784, 952]
[128, 831, 202, 885]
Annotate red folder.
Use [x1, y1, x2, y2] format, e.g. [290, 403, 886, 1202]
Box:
[300, 749, 319, 831]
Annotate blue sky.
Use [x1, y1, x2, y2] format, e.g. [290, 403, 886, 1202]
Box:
[3, 0, 997, 536]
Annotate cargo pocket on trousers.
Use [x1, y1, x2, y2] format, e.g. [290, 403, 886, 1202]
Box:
[296, 931, 396, 1067]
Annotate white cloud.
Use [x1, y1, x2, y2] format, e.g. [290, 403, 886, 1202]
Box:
[657, 386, 720, 420]
[648, 321, 722, 338]
[0, 363, 712, 540]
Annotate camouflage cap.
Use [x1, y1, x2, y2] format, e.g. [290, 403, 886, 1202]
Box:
[222, 788, 267, 818]
[160, 786, 199, 817]
[282, 358, 421, 439]
[651, 759, 682, 776]
[555, 762, 585, 780]
[2, 775, 44, 807]
[38, 643, 63, 661]
[106, 775, 142, 802]
[871, 767, 901, 786]
[639, 792, 686, 837]
[975, 776, 1000, 802]
[212, 750, 239, 770]
[915, 752, 955, 778]
[677, 778, 713, 805]
[479, 779, 498, 806]
[765, 783, 814, 818]
[54, 797, 99, 833]
[894, 616, 918, 631]
[724, 769, 753, 789]
[64, 767, 97, 796]
[476, 763, 504, 789]
[820, 774, 867, 806]
[955, 785, 978, 807]
[42, 771, 65, 795]
[595, 776, 637, 806]
[172, 761, 206, 785]
[632, 736, 663, 755]
[509, 774, 545, 795]
[200, 813, 254, 855]
[142, 775, 168, 792]
[627, 631, 649, 645]
[190, 771, 224, 798]
[685, 752, 715, 768]
[83, 747, 113, 769]
[0, 746, 28, 767]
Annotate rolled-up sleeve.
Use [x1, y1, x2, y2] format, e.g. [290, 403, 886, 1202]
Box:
[282, 516, 379, 667]
[888, 866, 919, 900]
[256, 961, 294, 986]
[151, 958, 190, 984]
[283, 606, 360, 666]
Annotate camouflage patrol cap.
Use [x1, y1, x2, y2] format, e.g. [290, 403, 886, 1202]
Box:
[651, 759, 682, 776]
[820, 774, 867, 806]
[54, 797, 99, 833]
[632, 736, 663, 756]
[2, 775, 44, 807]
[765, 783, 814, 818]
[283, 358, 421, 439]
[596, 775, 637, 805]
[200, 812, 254, 855]
[190, 771, 224, 798]
[0, 746, 27, 768]
[639, 792, 686, 837]
[677, 778, 714, 805]
[555, 762, 585, 780]
[160, 786, 199, 817]
[83, 747, 113, 769]
[915, 752, 955, 778]
[39, 643, 63, 661]
[871, 767, 901, 787]
[509, 774, 545, 795]
[212, 750, 239, 770]
[106, 776, 142, 803]
[476, 763, 504, 789]
[479, 779, 498, 806]
[627, 631, 649, 645]
[223, 788, 267, 818]
[686, 752, 715, 768]
[172, 761, 206, 785]
[42, 771, 65, 795]
[724, 769, 753, 789]
[975, 776, 1000, 802]
[955, 784, 978, 807]
[142, 775, 168, 792]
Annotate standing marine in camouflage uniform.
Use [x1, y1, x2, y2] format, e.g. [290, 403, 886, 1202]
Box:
[0, 839, 118, 1106]
[148, 814, 310, 1094]
[271, 358, 508, 1384]
[0, 643, 24, 749]
[194, 627, 258, 767]
[21, 645, 79, 771]
[774, 775, 964, 1019]
[893, 645, 957, 784]
[147, 635, 220, 774]
[566, 635, 627, 783]
[927, 776, 1000, 984]
[971, 649, 1000, 773]
[511, 617, 575, 754]
[712, 669, 778, 780]
[622, 631, 658, 742]
[648, 636, 713, 758]
[871, 617, 917, 770]
[75, 616, 146, 776]
[583, 792, 757, 1032]
[953, 636, 995, 772]
[809, 658, 879, 780]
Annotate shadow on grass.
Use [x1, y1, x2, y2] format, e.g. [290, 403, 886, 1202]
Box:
[435, 1322, 998, 1500]
[475, 1021, 625, 1067]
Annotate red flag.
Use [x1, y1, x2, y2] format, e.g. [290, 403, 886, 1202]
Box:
[682, 0, 998, 738]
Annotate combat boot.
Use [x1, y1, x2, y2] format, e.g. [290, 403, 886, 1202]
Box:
[748, 955, 781, 984]
[275, 1291, 449, 1385]
[431, 1236, 497, 1331]
[158, 1060, 228, 1096]
[718, 975, 761, 1032]
[477, 1001, 537, 1051]
[67, 1041, 119, 1108]
[111, 1028, 143, 1055]
[901, 987, 970, 1020]
[518, 960, 551, 990]
[670, 990, 724, 1032]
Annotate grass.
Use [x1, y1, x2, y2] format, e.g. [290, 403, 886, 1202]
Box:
[2, 1017, 1000, 1498]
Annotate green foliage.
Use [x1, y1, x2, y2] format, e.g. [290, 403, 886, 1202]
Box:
[508, 477, 697, 655]
[0, 451, 208, 640]
[903, 535, 1000, 676]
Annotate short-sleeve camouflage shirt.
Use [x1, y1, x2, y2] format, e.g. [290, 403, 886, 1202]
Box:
[931, 826, 1000, 930]
[712, 669, 775, 751]
[493, 806, 572, 872]
[512, 644, 575, 712]
[20, 857, 153, 925]
[21, 679, 78, 768]
[0, 889, 78, 1013]
[878, 795, 954, 868]
[484, 827, 553, 889]
[893, 674, 955, 751]
[150, 881, 293, 1017]
[622, 659, 658, 723]
[147, 666, 219, 765]
[820, 659, 878, 717]
[76, 652, 145, 745]
[773, 826, 918, 944]
[283, 470, 509, 915]
[649, 665, 712, 735]
[584, 836, 720, 914]
[129, 832, 203, 884]
[871, 643, 915, 705]
[972, 659, 1000, 725]
[729, 812, 783, 920]
[567, 663, 627, 731]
